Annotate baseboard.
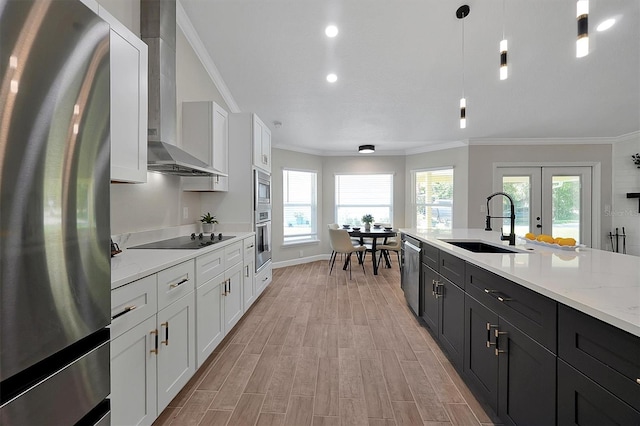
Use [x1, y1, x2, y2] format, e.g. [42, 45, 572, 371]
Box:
[272, 254, 331, 269]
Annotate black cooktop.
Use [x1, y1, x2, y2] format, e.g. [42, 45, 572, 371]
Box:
[129, 233, 236, 250]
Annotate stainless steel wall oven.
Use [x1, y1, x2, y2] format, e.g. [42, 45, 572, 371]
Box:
[254, 170, 272, 271]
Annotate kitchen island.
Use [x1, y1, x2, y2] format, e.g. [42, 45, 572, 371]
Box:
[400, 228, 639, 425]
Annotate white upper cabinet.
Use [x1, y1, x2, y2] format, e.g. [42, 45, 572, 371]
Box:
[99, 7, 148, 183]
[182, 101, 229, 192]
[253, 115, 271, 173]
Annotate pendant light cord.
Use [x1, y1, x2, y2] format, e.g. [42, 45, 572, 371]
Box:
[461, 16, 465, 97]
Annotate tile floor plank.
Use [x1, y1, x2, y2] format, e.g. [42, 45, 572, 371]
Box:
[391, 401, 424, 426]
[197, 410, 232, 426]
[244, 344, 282, 394]
[226, 393, 265, 426]
[284, 396, 314, 426]
[209, 353, 260, 410]
[360, 358, 394, 419]
[256, 413, 286, 426]
[314, 357, 340, 416]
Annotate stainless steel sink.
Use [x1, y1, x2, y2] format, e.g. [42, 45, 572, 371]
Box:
[440, 240, 530, 254]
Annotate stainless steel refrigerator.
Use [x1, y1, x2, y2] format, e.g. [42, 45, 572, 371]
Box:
[0, 1, 111, 424]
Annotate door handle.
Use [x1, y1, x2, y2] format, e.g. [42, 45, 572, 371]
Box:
[150, 329, 158, 354]
[111, 305, 136, 320]
[161, 322, 169, 346]
[486, 323, 498, 347]
[170, 278, 189, 288]
[536, 224, 542, 228]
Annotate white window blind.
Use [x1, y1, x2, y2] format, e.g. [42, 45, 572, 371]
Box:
[283, 169, 317, 244]
[414, 168, 454, 230]
[335, 174, 393, 226]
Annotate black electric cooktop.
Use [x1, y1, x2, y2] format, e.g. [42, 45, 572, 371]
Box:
[129, 233, 236, 250]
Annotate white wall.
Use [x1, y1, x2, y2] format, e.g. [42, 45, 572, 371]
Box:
[611, 133, 640, 256]
[404, 146, 469, 229]
[467, 143, 613, 248]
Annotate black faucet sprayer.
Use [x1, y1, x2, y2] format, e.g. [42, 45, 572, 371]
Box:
[485, 191, 517, 245]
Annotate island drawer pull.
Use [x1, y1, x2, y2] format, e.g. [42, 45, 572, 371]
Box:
[170, 278, 189, 288]
[111, 305, 136, 320]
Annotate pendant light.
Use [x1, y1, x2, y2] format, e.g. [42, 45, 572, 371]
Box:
[499, 0, 508, 80]
[456, 5, 469, 129]
[576, 0, 589, 58]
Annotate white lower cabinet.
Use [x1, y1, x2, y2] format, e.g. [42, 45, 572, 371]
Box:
[195, 273, 224, 368]
[156, 292, 196, 412]
[110, 316, 157, 426]
[223, 262, 244, 331]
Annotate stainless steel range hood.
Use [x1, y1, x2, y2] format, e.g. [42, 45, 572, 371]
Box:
[141, 0, 225, 177]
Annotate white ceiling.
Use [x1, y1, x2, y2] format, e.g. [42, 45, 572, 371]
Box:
[180, 0, 640, 155]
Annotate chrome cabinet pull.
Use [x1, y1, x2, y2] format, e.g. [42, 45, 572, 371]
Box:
[170, 278, 189, 288]
[161, 322, 169, 346]
[636, 379, 640, 385]
[484, 288, 497, 294]
[496, 293, 512, 302]
[245, 265, 250, 277]
[111, 305, 136, 320]
[494, 330, 508, 356]
[150, 329, 158, 354]
[486, 323, 498, 347]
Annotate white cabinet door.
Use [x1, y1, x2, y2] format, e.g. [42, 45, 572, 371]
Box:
[111, 316, 157, 426]
[224, 262, 244, 332]
[182, 101, 229, 191]
[252, 115, 271, 173]
[156, 292, 196, 413]
[242, 237, 256, 311]
[195, 274, 225, 368]
[100, 7, 148, 183]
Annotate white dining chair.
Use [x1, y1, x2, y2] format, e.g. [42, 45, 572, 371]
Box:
[328, 228, 367, 279]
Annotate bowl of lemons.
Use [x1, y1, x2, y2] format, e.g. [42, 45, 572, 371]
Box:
[523, 233, 580, 250]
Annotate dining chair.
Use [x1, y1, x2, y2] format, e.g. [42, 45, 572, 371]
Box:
[328, 228, 367, 279]
[377, 237, 401, 269]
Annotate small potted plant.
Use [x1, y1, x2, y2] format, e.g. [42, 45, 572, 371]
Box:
[200, 212, 218, 233]
[361, 214, 374, 231]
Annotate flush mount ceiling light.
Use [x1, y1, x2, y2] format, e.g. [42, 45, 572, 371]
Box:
[456, 5, 469, 129]
[576, 0, 589, 58]
[326, 73, 338, 83]
[358, 144, 375, 154]
[499, 0, 508, 80]
[325, 25, 339, 38]
[596, 18, 615, 32]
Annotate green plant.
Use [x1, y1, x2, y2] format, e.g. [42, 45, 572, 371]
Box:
[361, 214, 374, 224]
[200, 212, 218, 224]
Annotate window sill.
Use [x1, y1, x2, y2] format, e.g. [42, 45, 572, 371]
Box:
[282, 239, 321, 248]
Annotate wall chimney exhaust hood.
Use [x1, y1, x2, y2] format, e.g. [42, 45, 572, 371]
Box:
[141, 0, 224, 177]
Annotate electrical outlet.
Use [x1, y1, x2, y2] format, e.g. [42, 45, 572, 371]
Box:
[183, 207, 188, 219]
[480, 204, 486, 213]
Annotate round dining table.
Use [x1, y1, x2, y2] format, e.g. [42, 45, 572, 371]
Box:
[347, 227, 398, 275]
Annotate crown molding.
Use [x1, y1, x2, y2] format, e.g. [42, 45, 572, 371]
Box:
[468, 136, 621, 146]
[176, 1, 240, 113]
[613, 131, 640, 144]
[404, 140, 468, 155]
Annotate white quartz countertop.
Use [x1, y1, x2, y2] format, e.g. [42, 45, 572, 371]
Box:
[400, 228, 640, 337]
[111, 232, 255, 290]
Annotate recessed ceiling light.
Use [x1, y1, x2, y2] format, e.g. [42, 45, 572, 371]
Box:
[596, 18, 615, 32]
[325, 25, 339, 38]
[326, 73, 338, 83]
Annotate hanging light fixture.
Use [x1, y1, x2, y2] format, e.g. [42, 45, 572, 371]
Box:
[499, 0, 508, 80]
[576, 0, 589, 58]
[456, 5, 469, 129]
[358, 144, 375, 154]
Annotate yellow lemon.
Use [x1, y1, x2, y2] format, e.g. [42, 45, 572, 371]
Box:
[553, 237, 562, 244]
[537, 234, 555, 244]
[524, 232, 536, 240]
[558, 238, 576, 246]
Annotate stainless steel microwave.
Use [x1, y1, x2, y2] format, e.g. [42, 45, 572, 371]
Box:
[255, 169, 271, 210]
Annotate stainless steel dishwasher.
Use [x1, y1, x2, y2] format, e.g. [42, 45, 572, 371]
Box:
[401, 235, 421, 316]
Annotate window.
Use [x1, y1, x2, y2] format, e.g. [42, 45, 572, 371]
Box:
[335, 174, 393, 225]
[414, 168, 454, 230]
[283, 169, 317, 244]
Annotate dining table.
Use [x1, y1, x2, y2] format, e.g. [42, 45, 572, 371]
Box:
[347, 227, 398, 275]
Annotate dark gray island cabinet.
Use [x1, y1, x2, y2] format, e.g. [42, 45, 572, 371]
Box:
[410, 236, 640, 426]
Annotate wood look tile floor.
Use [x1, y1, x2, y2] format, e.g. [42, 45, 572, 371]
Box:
[153, 260, 499, 426]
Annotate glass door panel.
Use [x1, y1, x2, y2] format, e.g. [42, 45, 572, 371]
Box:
[502, 176, 532, 237]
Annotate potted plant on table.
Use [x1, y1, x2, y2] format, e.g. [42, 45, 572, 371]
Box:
[200, 212, 218, 233]
[361, 214, 374, 231]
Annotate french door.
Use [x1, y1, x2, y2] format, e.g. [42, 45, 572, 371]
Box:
[494, 166, 592, 246]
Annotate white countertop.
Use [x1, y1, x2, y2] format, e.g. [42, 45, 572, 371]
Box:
[111, 232, 255, 290]
[400, 228, 640, 337]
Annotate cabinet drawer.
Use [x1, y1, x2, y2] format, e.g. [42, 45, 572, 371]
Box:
[196, 248, 225, 287]
[466, 263, 557, 352]
[439, 251, 465, 289]
[111, 274, 157, 340]
[558, 359, 640, 425]
[243, 237, 255, 261]
[225, 241, 242, 267]
[421, 242, 439, 271]
[558, 304, 640, 411]
[157, 260, 195, 310]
